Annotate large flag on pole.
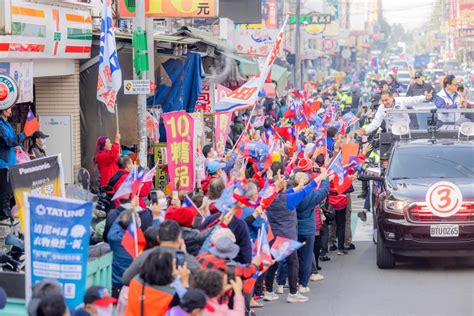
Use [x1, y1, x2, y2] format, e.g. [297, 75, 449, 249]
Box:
[213, 17, 288, 113]
[97, 0, 122, 113]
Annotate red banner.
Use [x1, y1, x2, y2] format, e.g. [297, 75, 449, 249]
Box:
[214, 85, 233, 156]
[163, 111, 195, 193]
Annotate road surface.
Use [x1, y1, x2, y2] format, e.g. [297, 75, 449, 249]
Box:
[257, 192, 474, 316]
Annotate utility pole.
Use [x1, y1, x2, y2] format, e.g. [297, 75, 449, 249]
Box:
[134, 0, 148, 167]
[295, 0, 301, 89]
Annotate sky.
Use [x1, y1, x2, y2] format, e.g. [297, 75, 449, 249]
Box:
[305, 0, 436, 31]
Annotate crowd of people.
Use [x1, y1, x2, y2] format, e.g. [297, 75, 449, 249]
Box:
[0, 67, 471, 316]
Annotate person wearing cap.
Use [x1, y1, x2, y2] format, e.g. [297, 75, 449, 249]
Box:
[406, 72, 434, 97]
[200, 160, 226, 196]
[28, 131, 48, 160]
[196, 233, 262, 280]
[165, 205, 213, 256]
[0, 104, 26, 220]
[166, 288, 207, 316]
[72, 286, 117, 316]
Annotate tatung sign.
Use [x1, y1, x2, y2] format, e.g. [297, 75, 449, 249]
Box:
[118, 0, 218, 18]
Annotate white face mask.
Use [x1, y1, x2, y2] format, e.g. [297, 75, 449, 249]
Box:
[158, 198, 168, 210]
[96, 305, 113, 316]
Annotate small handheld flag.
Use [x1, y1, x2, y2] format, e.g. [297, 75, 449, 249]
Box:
[121, 214, 146, 258]
[270, 237, 304, 262]
[24, 108, 39, 136]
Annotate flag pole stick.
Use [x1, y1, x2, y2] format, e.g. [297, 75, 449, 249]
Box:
[184, 194, 205, 218]
[232, 103, 257, 152]
[133, 214, 139, 257]
[115, 103, 120, 133]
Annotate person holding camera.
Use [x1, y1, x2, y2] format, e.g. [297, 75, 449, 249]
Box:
[191, 269, 245, 316]
[126, 249, 191, 316]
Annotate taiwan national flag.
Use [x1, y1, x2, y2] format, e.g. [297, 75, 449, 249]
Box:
[342, 112, 359, 127]
[315, 136, 327, 155]
[258, 177, 278, 210]
[112, 165, 144, 201]
[295, 110, 309, 131]
[328, 152, 345, 185]
[284, 103, 297, 119]
[121, 214, 146, 258]
[253, 224, 273, 265]
[270, 237, 304, 262]
[215, 185, 237, 214]
[274, 126, 296, 146]
[24, 108, 39, 136]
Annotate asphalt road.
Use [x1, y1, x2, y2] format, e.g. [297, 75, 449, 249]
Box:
[257, 240, 474, 316]
[257, 188, 474, 316]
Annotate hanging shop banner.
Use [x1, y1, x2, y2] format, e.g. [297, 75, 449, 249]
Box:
[0, 61, 33, 103]
[0, 0, 92, 59]
[24, 195, 93, 311]
[9, 155, 65, 229]
[118, 0, 218, 18]
[153, 143, 168, 191]
[214, 85, 232, 156]
[234, 29, 279, 57]
[195, 82, 214, 113]
[163, 111, 195, 193]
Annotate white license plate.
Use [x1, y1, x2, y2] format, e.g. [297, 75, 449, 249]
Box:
[430, 224, 459, 237]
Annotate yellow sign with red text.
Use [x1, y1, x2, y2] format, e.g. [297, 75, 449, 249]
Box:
[118, 0, 217, 18]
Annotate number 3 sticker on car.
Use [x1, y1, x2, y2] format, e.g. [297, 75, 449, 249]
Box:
[425, 181, 463, 218]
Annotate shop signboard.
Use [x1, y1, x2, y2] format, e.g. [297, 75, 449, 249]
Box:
[118, 0, 218, 18]
[0, 0, 92, 59]
[24, 195, 93, 310]
[234, 28, 278, 56]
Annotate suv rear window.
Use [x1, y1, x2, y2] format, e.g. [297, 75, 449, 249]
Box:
[388, 146, 474, 179]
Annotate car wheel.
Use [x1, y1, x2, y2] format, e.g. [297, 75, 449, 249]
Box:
[376, 230, 396, 269]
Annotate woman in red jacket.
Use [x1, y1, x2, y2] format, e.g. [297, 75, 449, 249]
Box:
[95, 133, 120, 187]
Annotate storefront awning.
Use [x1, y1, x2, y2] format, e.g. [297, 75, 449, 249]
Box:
[219, 51, 258, 77]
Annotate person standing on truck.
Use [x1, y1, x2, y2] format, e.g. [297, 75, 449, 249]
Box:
[432, 74, 467, 127]
[406, 72, 434, 97]
[357, 90, 432, 136]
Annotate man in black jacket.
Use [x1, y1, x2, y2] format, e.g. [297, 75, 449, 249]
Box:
[406, 72, 434, 97]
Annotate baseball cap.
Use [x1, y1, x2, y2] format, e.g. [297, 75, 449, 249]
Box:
[84, 286, 117, 307]
[180, 289, 207, 313]
[32, 131, 49, 140]
[207, 160, 225, 174]
[414, 71, 423, 78]
[378, 80, 388, 87]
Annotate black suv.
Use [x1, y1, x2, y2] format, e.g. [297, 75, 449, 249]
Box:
[372, 113, 474, 269]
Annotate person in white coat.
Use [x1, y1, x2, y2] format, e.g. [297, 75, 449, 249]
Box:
[357, 90, 432, 136]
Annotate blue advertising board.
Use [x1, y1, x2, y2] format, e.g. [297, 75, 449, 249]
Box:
[25, 195, 93, 310]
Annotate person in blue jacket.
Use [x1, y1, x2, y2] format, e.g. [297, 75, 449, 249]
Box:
[241, 181, 267, 241]
[107, 210, 135, 298]
[0, 105, 25, 220]
[264, 165, 328, 304]
[294, 172, 330, 293]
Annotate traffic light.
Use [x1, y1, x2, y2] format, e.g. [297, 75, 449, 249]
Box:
[133, 28, 149, 77]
